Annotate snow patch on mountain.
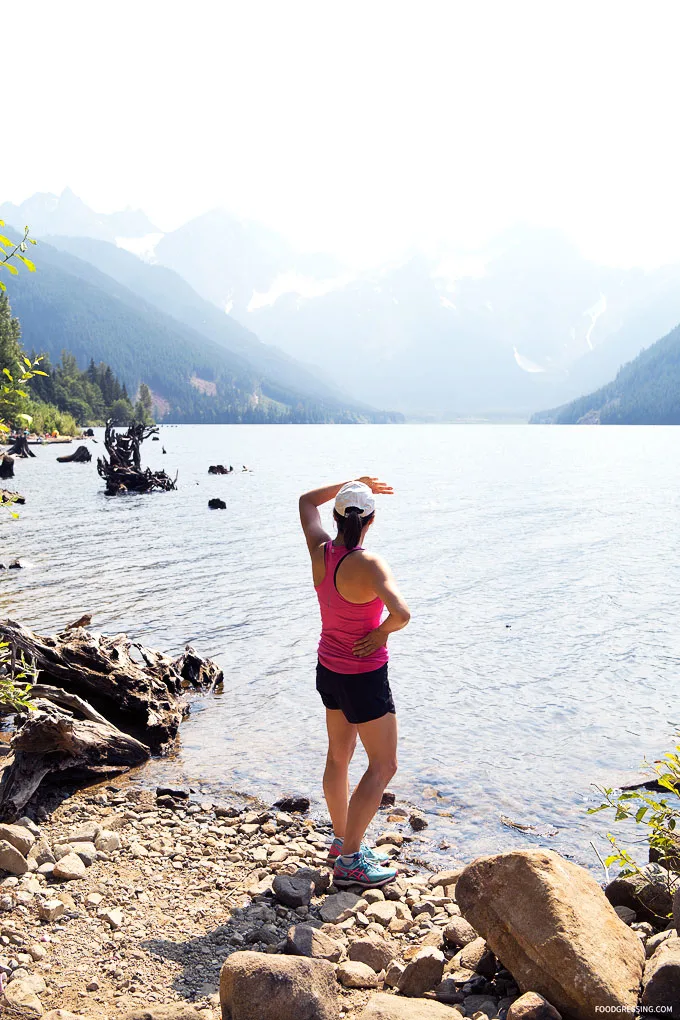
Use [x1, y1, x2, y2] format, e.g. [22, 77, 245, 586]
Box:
[514, 346, 546, 373]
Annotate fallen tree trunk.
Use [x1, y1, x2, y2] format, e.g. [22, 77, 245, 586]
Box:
[7, 436, 35, 458]
[0, 619, 222, 752]
[0, 702, 150, 821]
[57, 444, 92, 463]
[0, 620, 223, 821]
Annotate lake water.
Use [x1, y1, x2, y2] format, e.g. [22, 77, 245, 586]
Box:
[2, 423, 679, 871]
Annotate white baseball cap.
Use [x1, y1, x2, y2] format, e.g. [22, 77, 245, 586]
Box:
[334, 480, 375, 517]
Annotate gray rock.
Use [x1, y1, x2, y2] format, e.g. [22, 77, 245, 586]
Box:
[99, 907, 123, 929]
[641, 936, 680, 1017]
[506, 992, 562, 1020]
[434, 977, 465, 1004]
[397, 946, 445, 997]
[73, 841, 97, 866]
[349, 934, 396, 972]
[4, 973, 45, 1015]
[0, 823, 35, 857]
[95, 830, 121, 852]
[384, 959, 405, 987]
[646, 928, 675, 958]
[37, 898, 65, 921]
[365, 900, 398, 927]
[337, 960, 379, 988]
[459, 936, 496, 978]
[613, 905, 636, 924]
[444, 915, 479, 947]
[606, 862, 678, 927]
[463, 995, 497, 1018]
[286, 924, 343, 962]
[52, 852, 86, 881]
[0, 839, 29, 875]
[358, 992, 464, 1017]
[28, 840, 55, 867]
[67, 822, 101, 843]
[273, 872, 315, 908]
[320, 890, 363, 923]
[295, 866, 331, 896]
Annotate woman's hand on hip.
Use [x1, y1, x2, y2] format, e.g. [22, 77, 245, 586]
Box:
[353, 628, 389, 657]
[357, 476, 394, 495]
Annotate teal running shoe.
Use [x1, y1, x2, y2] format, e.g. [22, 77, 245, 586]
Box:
[333, 849, 397, 889]
[327, 836, 391, 864]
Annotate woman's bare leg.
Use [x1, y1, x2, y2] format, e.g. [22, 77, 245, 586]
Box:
[323, 709, 358, 838]
[342, 712, 398, 855]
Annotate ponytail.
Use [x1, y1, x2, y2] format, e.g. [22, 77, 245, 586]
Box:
[335, 507, 374, 551]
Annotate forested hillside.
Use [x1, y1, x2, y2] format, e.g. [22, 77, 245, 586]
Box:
[531, 322, 680, 424]
[3, 235, 398, 424]
[46, 235, 342, 403]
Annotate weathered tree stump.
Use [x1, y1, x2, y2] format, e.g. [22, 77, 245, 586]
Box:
[97, 421, 176, 495]
[0, 454, 15, 479]
[7, 436, 35, 458]
[0, 620, 222, 750]
[0, 619, 223, 821]
[57, 445, 92, 463]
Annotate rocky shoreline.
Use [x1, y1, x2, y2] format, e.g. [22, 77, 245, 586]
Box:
[0, 775, 678, 1020]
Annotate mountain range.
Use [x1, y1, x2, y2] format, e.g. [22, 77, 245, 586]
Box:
[0, 226, 398, 423]
[4, 188, 680, 420]
[530, 322, 680, 425]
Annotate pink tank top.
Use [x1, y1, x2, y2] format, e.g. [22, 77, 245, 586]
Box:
[315, 541, 388, 674]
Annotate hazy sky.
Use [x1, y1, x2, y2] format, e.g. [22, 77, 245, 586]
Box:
[4, 1, 680, 269]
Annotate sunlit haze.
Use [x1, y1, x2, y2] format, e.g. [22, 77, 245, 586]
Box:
[4, 0, 680, 269]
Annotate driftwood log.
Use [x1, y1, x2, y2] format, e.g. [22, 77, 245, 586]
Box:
[57, 444, 92, 463]
[7, 436, 35, 458]
[0, 703, 150, 821]
[0, 619, 223, 820]
[97, 421, 176, 495]
[0, 454, 14, 479]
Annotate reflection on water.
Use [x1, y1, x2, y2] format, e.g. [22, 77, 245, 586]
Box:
[2, 423, 679, 869]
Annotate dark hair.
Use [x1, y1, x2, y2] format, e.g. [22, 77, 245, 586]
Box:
[334, 506, 374, 551]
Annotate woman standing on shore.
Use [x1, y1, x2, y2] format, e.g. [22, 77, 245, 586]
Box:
[299, 477, 411, 889]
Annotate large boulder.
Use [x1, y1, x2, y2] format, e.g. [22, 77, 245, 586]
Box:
[220, 950, 338, 1020]
[641, 937, 680, 1017]
[357, 993, 464, 1018]
[456, 849, 644, 1020]
[605, 862, 678, 926]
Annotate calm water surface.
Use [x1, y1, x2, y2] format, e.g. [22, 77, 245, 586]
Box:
[2, 424, 679, 869]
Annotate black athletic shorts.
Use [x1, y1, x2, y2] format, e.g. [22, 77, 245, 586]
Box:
[316, 660, 396, 724]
